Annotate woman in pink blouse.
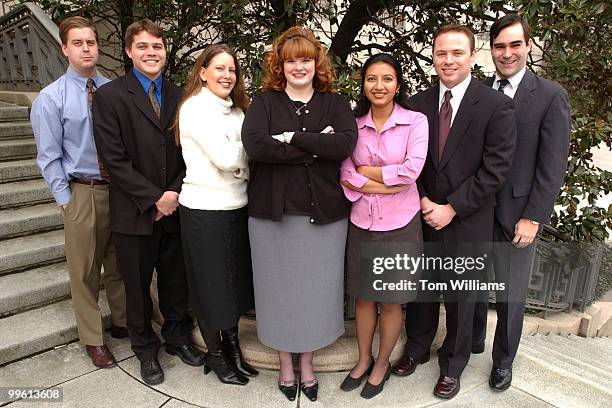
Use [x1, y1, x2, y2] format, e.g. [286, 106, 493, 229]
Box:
[339, 54, 428, 399]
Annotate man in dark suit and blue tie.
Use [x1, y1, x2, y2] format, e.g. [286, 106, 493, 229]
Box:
[92, 19, 204, 385]
[472, 14, 571, 392]
[391, 24, 517, 399]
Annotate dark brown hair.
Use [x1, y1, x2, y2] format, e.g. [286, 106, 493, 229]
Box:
[262, 26, 335, 93]
[433, 24, 475, 53]
[124, 19, 167, 50]
[489, 14, 531, 47]
[59, 16, 97, 45]
[173, 44, 249, 145]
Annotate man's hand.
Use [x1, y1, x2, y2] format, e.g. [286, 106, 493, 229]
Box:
[321, 125, 334, 134]
[422, 202, 456, 230]
[155, 210, 164, 221]
[512, 218, 539, 248]
[155, 191, 179, 216]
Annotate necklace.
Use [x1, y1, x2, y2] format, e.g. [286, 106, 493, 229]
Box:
[291, 101, 309, 116]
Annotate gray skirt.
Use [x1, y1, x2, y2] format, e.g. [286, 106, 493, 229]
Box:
[248, 215, 347, 352]
[346, 213, 423, 303]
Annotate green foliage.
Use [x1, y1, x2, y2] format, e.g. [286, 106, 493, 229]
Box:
[28, 0, 610, 241]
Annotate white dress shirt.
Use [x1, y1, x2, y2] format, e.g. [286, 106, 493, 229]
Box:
[492, 66, 527, 99]
[439, 75, 472, 126]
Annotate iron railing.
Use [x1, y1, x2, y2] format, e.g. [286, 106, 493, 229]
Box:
[0, 2, 66, 91]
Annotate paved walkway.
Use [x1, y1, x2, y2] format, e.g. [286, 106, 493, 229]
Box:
[1, 327, 610, 408]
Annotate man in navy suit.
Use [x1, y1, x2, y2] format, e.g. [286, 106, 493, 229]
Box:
[472, 14, 571, 391]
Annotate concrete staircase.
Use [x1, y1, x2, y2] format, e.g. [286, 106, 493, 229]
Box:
[0, 100, 110, 366]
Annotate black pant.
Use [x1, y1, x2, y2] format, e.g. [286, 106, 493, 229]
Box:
[113, 222, 193, 361]
[473, 219, 536, 369]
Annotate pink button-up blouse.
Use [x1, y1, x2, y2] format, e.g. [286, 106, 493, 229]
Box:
[340, 104, 428, 231]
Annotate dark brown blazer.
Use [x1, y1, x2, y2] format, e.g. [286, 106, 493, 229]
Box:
[92, 70, 185, 235]
[413, 78, 517, 243]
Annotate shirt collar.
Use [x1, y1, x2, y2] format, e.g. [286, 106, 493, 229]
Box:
[132, 67, 163, 94]
[439, 75, 472, 105]
[357, 103, 414, 130]
[494, 66, 527, 90]
[66, 66, 102, 91]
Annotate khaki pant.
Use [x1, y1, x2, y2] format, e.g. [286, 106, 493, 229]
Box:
[62, 182, 126, 346]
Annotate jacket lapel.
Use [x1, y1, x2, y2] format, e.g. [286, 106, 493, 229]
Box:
[126, 71, 162, 130]
[423, 85, 440, 169]
[439, 78, 479, 171]
[160, 79, 179, 131]
[513, 70, 536, 119]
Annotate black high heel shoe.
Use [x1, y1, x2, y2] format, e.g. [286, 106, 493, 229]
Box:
[301, 379, 319, 402]
[203, 350, 249, 386]
[221, 326, 259, 377]
[340, 357, 374, 391]
[360, 363, 391, 399]
[278, 380, 298, 401]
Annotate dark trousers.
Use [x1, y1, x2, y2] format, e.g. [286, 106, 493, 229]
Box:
[473, 219, 536, 369]
[112, 222, 193, 361]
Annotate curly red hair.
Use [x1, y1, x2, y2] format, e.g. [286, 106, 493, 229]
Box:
[262, 26, 336, 93]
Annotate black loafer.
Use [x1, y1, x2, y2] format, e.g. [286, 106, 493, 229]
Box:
[301, 379, 319, 402]
[278, 380, 298, 401]
[140, 358, 164, 385]
[165, 343, 205, 366]
[489, 366, 512, 391]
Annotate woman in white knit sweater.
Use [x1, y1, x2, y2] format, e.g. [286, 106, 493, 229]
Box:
[175, 44, 256, 386]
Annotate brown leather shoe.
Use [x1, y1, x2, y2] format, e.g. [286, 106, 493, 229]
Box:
[433, 375, 460, 399]
[85, 345, 116, 368]
[110, 325, 129, 339]
[391, 353, 430, 376]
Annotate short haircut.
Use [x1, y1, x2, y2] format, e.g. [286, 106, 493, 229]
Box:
[433, 24, 475, 53]
[489, 14, 531, 47]
[124, 19, 167, 50]
[58, 16, 97, 45]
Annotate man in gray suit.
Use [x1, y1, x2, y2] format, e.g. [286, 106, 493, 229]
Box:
[473, 14, 571, 391]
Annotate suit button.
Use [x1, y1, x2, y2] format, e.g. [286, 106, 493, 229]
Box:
[302, 127, 306, 131]
[305, 163, 309, 167]
[310, 202, 314, 207]
[310, 218, 314, 223]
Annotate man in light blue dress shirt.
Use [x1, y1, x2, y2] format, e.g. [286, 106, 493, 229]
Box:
[30, 16, 127, 368]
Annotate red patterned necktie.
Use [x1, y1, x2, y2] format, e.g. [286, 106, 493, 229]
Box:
[148, 82, 161, 120]
[438, 90, 452, 161]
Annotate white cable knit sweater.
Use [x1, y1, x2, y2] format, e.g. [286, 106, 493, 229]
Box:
[178, 86, 248, 210]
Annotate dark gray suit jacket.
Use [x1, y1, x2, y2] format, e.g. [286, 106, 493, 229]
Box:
[484, 70, 570, 237]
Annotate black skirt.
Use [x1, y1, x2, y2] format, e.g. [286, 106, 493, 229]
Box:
[179, 205, 254, 330]
[346, 213, 423, 303]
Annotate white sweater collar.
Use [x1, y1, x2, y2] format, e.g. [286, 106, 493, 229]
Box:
[198, 86, 234, 114]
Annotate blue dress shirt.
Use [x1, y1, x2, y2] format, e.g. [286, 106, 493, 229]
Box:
[132, 67, 163, 106]
[30, 67, 110, 206]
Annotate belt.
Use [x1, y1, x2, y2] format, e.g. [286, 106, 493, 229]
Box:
[72, 178, 109, 185]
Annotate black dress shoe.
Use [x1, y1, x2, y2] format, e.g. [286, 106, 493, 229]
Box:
[301, 379, 319, 402]
[391, 353, 430, 376]
[165, 344, 205, 366]
[360, 363, 391, 399]
[340, 358, 374, 391]
[433, 375, 460, 399]
[140, 358, 164, 385]
[278, 380, 298, 401]
[489, 366, 512, 391]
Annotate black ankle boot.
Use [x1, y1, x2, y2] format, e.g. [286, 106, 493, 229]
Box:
[199, 324, 249, 386]
[221, 326, 259, 377]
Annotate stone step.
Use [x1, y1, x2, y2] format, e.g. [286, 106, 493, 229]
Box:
[0, 293, 110, 365]
[523, 334, 612, 371]
[519, 335, 612, 391]
[0, 105, 29, 122]
[0, 202, 62, 238]
[0, 138, 37, 161]
[0, 121, 32, 139]
[0, 229, 64, 276]
[0, 178, 53, 209]
[0, 262, 69, 317]
[0, 158, 40, 183]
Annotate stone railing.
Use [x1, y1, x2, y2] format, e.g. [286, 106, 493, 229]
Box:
[0, 2, 66, 91]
